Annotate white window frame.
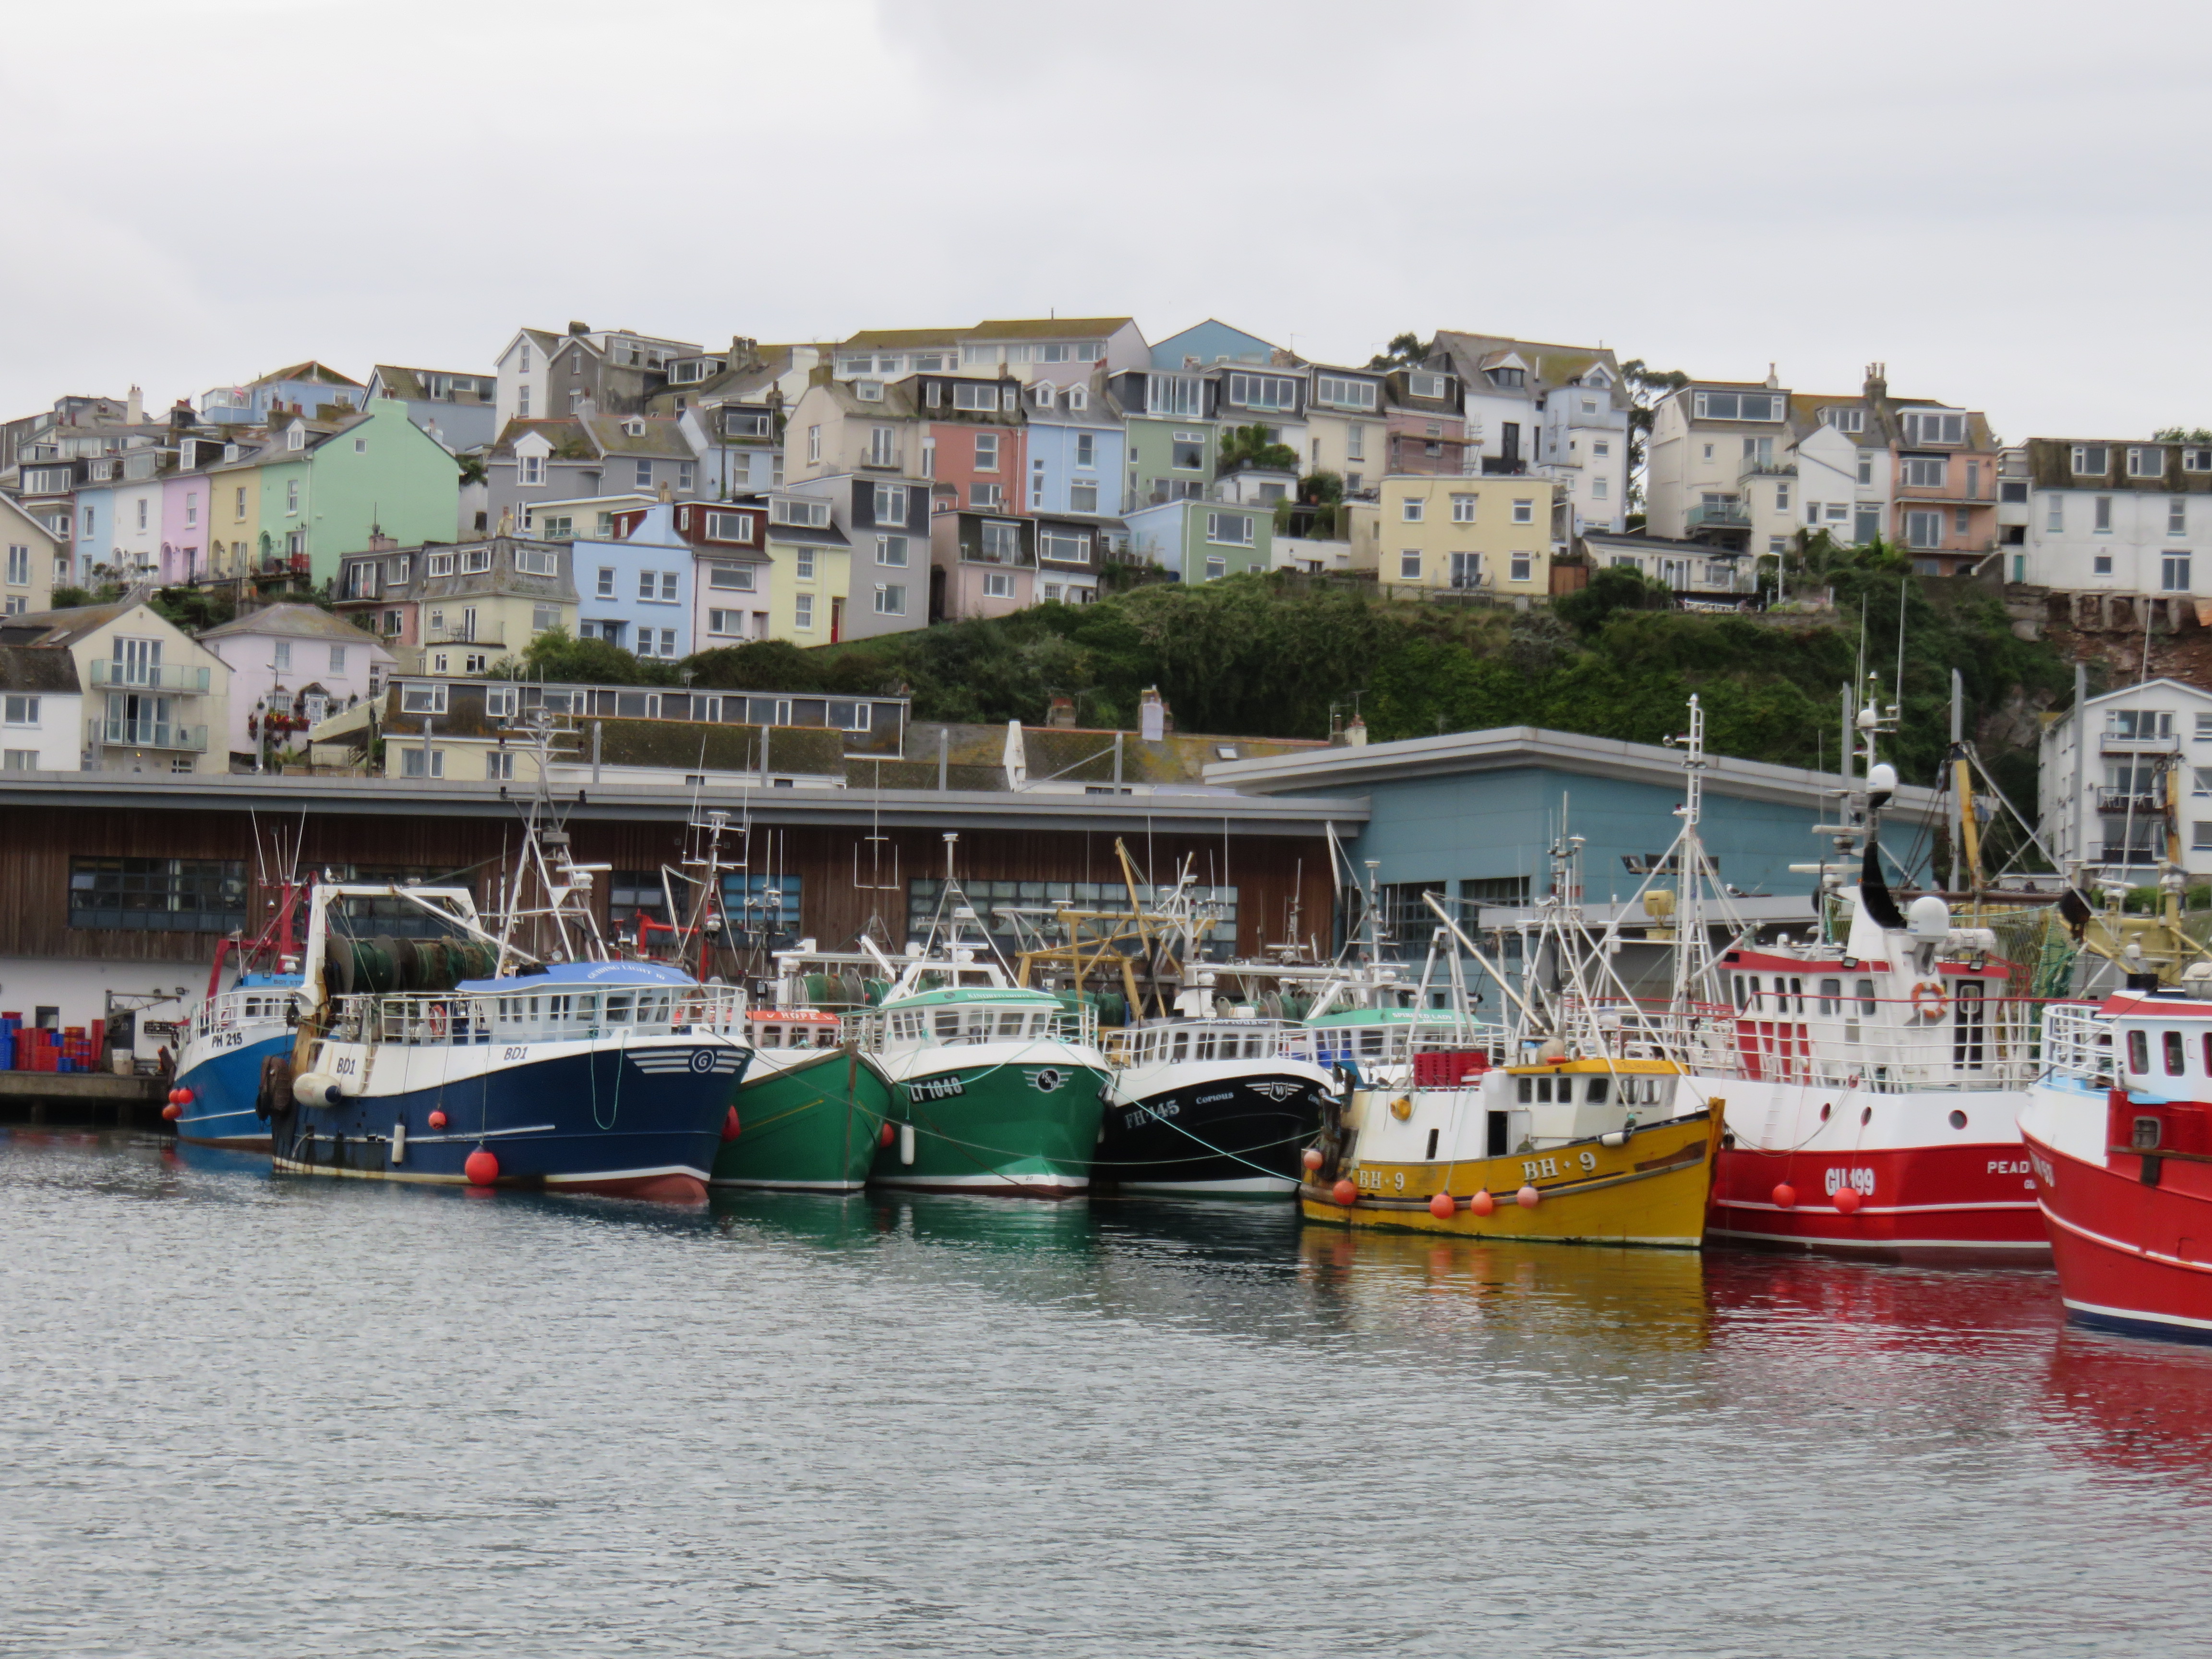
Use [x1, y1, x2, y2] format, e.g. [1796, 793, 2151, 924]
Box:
[2130, 447, 2169, 480]
[874, 584, 906, 615]
[1401, 499, 1424, 523]
[1205, 511, 1254, 547]
[1511, 499, 1534, 525]
[981, 571, 1012, 599]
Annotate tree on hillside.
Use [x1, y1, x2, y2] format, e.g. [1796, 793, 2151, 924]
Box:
[491, 626, 676, 686]
[1553, 564, 1672, 635]
[1617, 359, 1691, 510]
[2155, 426, 2212, 443]
[1366, 332, 1428, 371]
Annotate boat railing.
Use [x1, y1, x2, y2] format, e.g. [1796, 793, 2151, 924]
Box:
[337, 984, 748, 1048]
[1283, 1018, 1504, 1069]
[189, 987, 303, 1040]
[851, 1002, 1100, 1055]
[1103, 1018, 1310, 1069]
[2042, 1000, 2115, 1084]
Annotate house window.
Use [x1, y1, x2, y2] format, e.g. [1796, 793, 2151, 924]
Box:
[400, 747, 445, 779]
[1954, 507, 1972, 534]
[1692, 391, 1782, 421]
[1407, 372, 1448, 401]
[2094, 554, 2114, 576]
[704, 608, 745, 635]
[285, 481, 299, 514]
[1204, 556, 1227, 581]
[982, 572, 1012, 599]
[463, 652, 487, 673]
[794, 594, 814, 630]
[519, 455, 544, 486]
[1776, 483, 1791, 510]
[1510, 553, 1533, 583]
[2095, 496, 2114, 533]
[1448, 552, 1480, 588]
[1227, 373, 1298, 411]
[980, 520, 1022, 562]
[514, 547, 558, 575]
[532, 603, 559, 632]
[382, 610, 402, 635]
[705, 511, 753, 541]
[795, 549, 816, 580]
[1075, 433, 1097, 468]
[1070, 481, 1098, 513]
[235, 486, 248, 519]
[1399, 552, 1422, 580]
[1206, 512, 1253, 546]
[874, 483, 907, 523]
[1512, 499, 1534, 524]
[969, 482, 1002, 509]
[1856, 452, 1874, 486]
[1592, 478, 1609, 500]
[1401, 499, 1424, 522]
[2165, 555, 2193, 592]
[2072, 445, 2110, 475]
[950, 382, 998, 412]
[597, 566, 615, 597]
[1346, 423, 1364, 461]
[4, 545, 26, 586]
[1902, 457, 1947, 488]
[3, 695, 40, 724]
[427, 552, 456, 576]
[868, 427, 898, 467]
[1314, 375, 1377, 410]
[1040, 529, 1089, 564]
[2131, 447, 2168, 479]
[768, 497, 830, 528]
[2172, 499, 2188, 536]
[1900, 411, 1967, 445]
[399, 683, 448, 714]
[875, 585, 906, 615]
[483, 750, 515, 781]
[806, 425, 821, 464]
[2046, 496, 2065, 533]
[877, 535, 908, 567]
[460, 548, 491, 574]
[974, 433, 1000, 471]
[1905, 510, 1944, 548]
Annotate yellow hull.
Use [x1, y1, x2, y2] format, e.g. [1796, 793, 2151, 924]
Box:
[1300, 1109, 1720, 1248]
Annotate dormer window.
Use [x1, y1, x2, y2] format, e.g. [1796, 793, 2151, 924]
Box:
[1069, 385, 1087, 411]
[2072, 444, 2110, 476]
[286, 425, 306, 451]
[622, 417, 646, 437]
[2129, 446, 2169, 479]
[1409, 372, 1452, 399]
[1485, 368, 1524, 390]
[1032, 384, 1056, 409]
[1900, 411, 1967, 446]
[2185, 448, 2212, 474]
[855, 381, 885, 403]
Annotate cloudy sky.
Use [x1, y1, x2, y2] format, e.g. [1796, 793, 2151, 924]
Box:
[4, 0, 2206, 440]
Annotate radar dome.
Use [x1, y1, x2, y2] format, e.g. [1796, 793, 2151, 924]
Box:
[1906, 894, 1950, 939]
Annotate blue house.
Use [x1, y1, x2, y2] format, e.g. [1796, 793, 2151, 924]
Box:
[1149, 320, 1278, 370]
[572, 504, 695, 662]
[199, 361, 365, 426]
[1023, 377, 1126, 519]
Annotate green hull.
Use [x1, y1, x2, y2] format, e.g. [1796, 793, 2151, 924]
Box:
[711, 1046, 891, 1191]
[871, 1058, 1110, 1198]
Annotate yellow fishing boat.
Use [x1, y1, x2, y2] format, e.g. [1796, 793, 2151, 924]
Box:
[1298, 1054, 1721, 1247]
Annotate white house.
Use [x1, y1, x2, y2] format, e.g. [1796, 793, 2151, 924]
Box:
[2009, 437, 2212, 600]
[198, 604, 394, 767]
[0, 644, 84, 771]
[2038, 676, 2212, 882]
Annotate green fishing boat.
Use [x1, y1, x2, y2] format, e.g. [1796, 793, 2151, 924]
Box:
[711, 1009, 892, 1192]
[864, 984, 1109, 1198]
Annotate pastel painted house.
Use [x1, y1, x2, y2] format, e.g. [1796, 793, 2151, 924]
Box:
[2, 494, 65, 617]
[198, 603, 394, 764]
[1122, 497, 1273, 583]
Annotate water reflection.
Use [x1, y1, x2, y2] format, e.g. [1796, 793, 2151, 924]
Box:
[2041, 1330, 2212, 1496]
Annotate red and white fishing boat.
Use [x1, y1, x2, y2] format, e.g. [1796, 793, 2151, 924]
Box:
[2022, 986, 2212, 1342]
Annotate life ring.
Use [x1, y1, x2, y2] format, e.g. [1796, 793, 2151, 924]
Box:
[1910, 980, 1949, 1021]
[427, 1002, 449, 1041]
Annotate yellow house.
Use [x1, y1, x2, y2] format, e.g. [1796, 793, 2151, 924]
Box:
[763, 524, 852, 644]
[3, 493, 64, 616]
[206, 445, 262, 579]
[1362, 473, 1560, 598]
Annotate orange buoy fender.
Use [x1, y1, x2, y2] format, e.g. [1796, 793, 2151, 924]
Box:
[427, 1109, 448, 1130]
[1301, 1146, 1325, 1172]
[1773, 1183, 1798, 1209]
[721, 1106, 742, 1142]
[1833, 1185, 1863, 1215]
[879, 1120, 896, 1148]
[464, 1149, 499, 1186]
[1428, 1191, 1456, 1221]
[1467, 1189, 1496, 1216]
[1331, 1178, 1359, 1207]
[161, 1103, 182, 1121]
[1516, 1184, 1542, 1209]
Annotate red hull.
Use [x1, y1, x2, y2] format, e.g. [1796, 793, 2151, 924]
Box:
[2026, 1129, 2212, 1343]
[1711, 1141, 2047, 1258]
[548, 1171, 708, 1203]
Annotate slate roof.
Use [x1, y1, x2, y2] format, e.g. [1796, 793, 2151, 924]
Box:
[965, 318, 1133, 341]
[251, 360, 362, 389]
[843, 327, 966, 349]
[0, 644, 80, 693]
[198, 603, 394, 647]
[6, 600, 138, 646]
[1430, 331, 1621, 392]
[578, 415, 695, 459]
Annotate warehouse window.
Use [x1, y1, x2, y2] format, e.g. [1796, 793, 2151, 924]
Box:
[69, 857, 247, 933]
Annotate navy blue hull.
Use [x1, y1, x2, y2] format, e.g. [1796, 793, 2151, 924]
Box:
[174, 1033, 289, 1150]
[274, 1045, 744, 1201]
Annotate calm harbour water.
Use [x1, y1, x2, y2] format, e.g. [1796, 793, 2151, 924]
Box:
[4, 1130, 2212, 1656]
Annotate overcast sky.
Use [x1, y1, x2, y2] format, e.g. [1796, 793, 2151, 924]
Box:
[4, 0, 2206, 441]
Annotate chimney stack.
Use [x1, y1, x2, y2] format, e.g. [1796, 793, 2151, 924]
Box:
[126, 385, 143, 424]
[1047, 695, 1076, 728]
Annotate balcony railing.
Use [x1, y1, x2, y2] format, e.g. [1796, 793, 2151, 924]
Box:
[2101, 729, 2178, 751]
[89, 661, 211, 693]
[423, 627, 502, 646]
[1479, 457, 1529, 476]
[1686, 500, 1750, 529]
[2097, 789, 2168, 816]
[98, 720, 207, 752]
[1738, 459, 1796, 480]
